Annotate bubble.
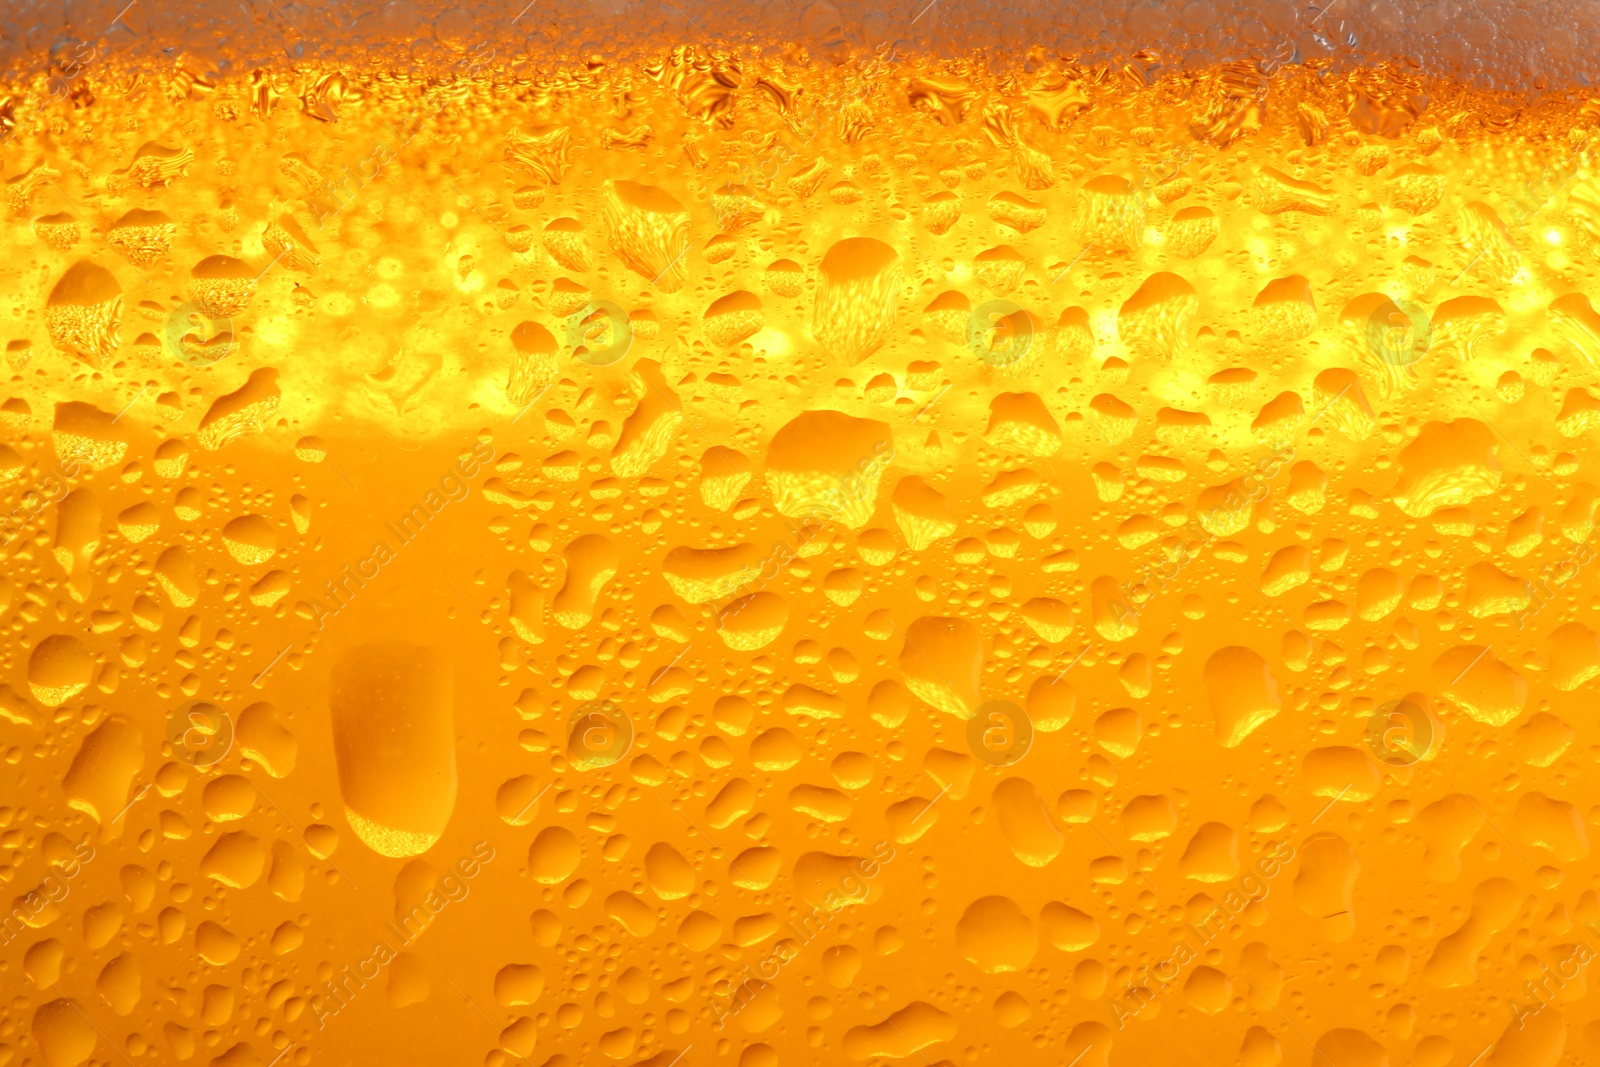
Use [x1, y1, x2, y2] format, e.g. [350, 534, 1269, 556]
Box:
[956, 895, 1038, 972]
[31, 998, 96, 1067]
[165, 701, 234, 767]
[27, 634, 93, 707]
[814, 237, 899, 363]
[966, 699, 1033, 766]
[433, 7, 476, 49]
[329, 641, 457, 858]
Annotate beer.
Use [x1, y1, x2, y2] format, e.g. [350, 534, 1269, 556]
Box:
[2, 22, 1597, 1067]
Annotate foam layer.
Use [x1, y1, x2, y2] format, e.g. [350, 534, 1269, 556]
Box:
[0, 0, 1592, 92]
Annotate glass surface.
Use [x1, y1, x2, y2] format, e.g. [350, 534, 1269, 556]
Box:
[0, 6, 1596, 1067]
